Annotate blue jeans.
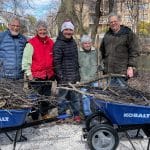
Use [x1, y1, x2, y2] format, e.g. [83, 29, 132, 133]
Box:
[81, 82, 98, 117]
[109, 77, 127, 87]
[58, 89, 80, 116]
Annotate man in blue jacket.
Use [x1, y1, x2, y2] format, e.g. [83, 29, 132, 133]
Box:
[0, 17, 27, 79]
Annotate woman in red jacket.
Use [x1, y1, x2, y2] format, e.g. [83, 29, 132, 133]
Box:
[22, 20, 55, 120]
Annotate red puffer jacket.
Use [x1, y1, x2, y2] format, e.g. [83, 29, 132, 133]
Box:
[29, 35, 54, 79]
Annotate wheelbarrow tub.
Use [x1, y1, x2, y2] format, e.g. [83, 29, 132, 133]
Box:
[94, 99, 150, 125]
[0, 109, 30, 128]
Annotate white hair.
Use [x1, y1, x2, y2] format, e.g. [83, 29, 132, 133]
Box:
[80, 35, 92, 43]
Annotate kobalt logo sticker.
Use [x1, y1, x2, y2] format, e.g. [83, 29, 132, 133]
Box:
[124, 113, 150, 118]
[0, 117, 9, 121]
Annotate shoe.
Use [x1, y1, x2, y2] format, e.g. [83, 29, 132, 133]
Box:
[74, 116, 81, 123]
[42, 114, 53, 120]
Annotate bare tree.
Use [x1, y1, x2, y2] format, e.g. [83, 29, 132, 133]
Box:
[57, 0, 95, 35]
[108, 0, 115, 13]
[47, 12, 58, 37]
[0, 0, 33, 15]
[56, 0, 81, 33]
[56, 0, 116, 40]
[126, 0, 140, 32]
[91, 0, 102, 41]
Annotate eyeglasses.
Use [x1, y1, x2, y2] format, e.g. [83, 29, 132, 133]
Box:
[10, 24, 20, 28]
[109, 21, 118, 24]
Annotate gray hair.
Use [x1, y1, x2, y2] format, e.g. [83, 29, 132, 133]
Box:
[35, 20, 47, 30]
[9, 16, 21, 25]
[108, 12, 121, 22]
[80, 35, 92, 43]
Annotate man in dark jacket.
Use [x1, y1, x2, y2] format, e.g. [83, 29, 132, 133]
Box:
[0, 17, 27, 79]
[54, 20, 81, 122]
[100, 13, 140, 86]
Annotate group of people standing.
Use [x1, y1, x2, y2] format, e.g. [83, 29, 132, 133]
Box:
[0, 12, 140, 123]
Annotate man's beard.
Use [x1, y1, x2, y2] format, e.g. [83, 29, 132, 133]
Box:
[10, 31, 19, 36]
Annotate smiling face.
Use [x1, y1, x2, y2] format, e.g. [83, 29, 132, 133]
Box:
[62, 29, 74, 39]
[36, 26, 47, 38]
[108, 16, 121, 33]
[8, 19, 21, 36]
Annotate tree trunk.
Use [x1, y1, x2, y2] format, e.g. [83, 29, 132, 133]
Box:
[108, 0, 115, 13]
[57, 0, 86, 34]
[91, 0, 102, 42]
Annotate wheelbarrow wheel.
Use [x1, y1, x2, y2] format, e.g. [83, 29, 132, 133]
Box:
[86, 112, 111, 131]
[87, 124, 119, 150]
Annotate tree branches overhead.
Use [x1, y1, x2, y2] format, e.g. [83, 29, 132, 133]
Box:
[57, 0, 115, 39]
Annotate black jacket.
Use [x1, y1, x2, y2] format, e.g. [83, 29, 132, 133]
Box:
[54, 32, 80, 84]
[100, 25, 140, 74]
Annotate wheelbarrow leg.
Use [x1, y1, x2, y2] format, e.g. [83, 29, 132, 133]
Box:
[147, 138, 150, 150]
[17, 129, 27, 142]
[5, 132, 14, 142]
[13, 129, 20, 150]
[12, 129, 27, 150]
[125, 131, 136, 150]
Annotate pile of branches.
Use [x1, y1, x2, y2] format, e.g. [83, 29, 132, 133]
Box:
[88, 86, 150, 105]
[1, 74, 149, 110]
[0, 79, 33, 109]
[128, 72, 150, 93]
[58, 74, 150, 106]
[0, 79, 58, 109]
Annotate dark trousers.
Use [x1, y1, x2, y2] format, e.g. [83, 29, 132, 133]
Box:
[29, 77, 54, 120]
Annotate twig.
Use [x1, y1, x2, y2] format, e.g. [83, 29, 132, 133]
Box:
[108, 88, 120, 96]
[1, 87, 33, 105]
[57, 83, 114, 102]
[68, 74, 126, 88]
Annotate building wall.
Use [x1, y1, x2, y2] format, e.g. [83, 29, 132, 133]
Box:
[76, 0, 150, 34]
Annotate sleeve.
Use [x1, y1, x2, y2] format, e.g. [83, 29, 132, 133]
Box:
[53, 42, 63, 80]
[22, 43, 34, 76]
[127, 31, 140, 68]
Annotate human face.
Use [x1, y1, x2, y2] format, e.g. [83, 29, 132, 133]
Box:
[82, 42, 92, 51]
[108, 16, 121, 33]
[37, 26, 47, 38]
[8, 20, 20, 36]
[62, 29, 74, 39]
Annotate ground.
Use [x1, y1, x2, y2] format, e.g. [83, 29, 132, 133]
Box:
[0, 123, 149, 150]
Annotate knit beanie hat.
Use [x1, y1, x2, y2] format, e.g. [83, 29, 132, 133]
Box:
[61, 21, 74, 32]
[80, 35, 92, 43]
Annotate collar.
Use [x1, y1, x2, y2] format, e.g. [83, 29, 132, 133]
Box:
[79, 46, 95, 52]
[36, 35, 48, 43]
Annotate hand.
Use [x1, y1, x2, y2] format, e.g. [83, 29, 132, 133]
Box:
[76, 81, 80, 85]
[127, 67, 134, 78]
[28, 74, 33, 80]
